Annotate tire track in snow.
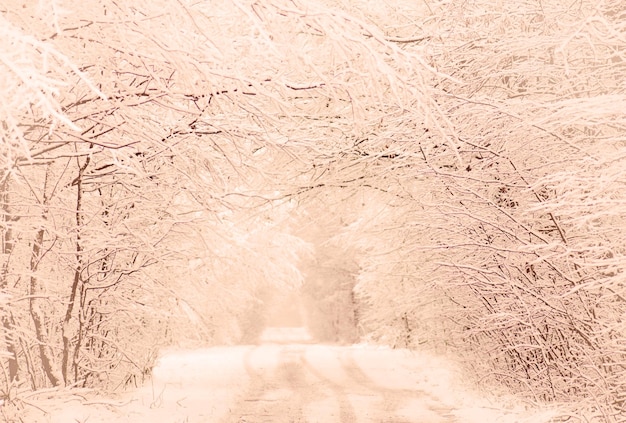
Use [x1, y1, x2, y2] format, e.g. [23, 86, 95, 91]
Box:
[219, 343, 458, 423]
[338, 349, 457, 422]
[298, 351, 359, 422]
[219, 345, 285, 423]
[221, 345, 343, 422]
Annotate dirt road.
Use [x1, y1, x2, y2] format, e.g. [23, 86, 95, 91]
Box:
[216, 344, 455, 423]
[29, 327, 554, 423]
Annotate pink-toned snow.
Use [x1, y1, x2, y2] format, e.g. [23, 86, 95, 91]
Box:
[25, 327, 556, 423]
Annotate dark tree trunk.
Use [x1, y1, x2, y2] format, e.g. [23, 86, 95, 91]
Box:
[28, 168, 63, 387]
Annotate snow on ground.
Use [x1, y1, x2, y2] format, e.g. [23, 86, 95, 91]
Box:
[21, 327, 558, 423]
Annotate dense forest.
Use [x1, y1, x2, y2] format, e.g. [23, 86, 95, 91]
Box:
[1, 0, 624, 421]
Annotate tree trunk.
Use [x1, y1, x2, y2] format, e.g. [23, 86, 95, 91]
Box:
[28, 167, 63, 387]
[62, 154, 90, 385]
[0, 317, 19, 383]
[1, 177, 19, 383]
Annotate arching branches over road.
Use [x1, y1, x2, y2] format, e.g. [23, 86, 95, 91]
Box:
[1, 1, 624, 420]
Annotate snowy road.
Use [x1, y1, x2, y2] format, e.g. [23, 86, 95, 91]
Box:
[213, 344, 455, 423]
[35, 327, 555, 423]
